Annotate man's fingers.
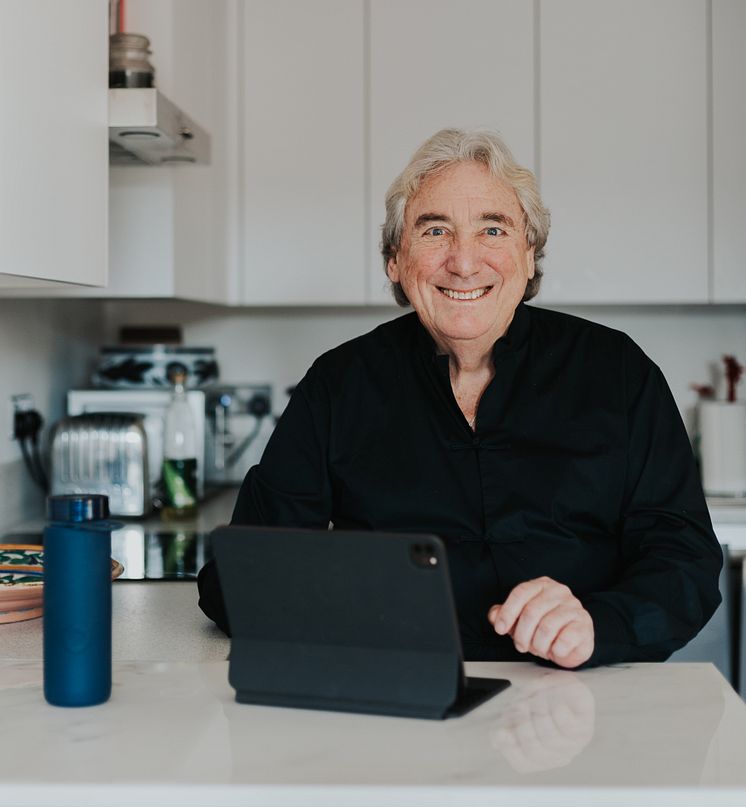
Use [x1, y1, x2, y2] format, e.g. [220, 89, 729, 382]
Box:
[488, 578, 594, 668]
[491, 578, 552, 635]
[527, 605, 578, 658]
[510, 588, 573, 653]
[548, 620, 594, 669]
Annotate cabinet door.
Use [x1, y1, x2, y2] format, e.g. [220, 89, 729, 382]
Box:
[368, 0, 535, 304]
[0, 0, 108, 286]
[106, 0, 236, 303]
[239, 0, 365, 305]
[538, 0, 708, 304]
[712, 0, 746, 302]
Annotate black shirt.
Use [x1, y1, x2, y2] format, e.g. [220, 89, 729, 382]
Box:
[198, 303, 722, 666]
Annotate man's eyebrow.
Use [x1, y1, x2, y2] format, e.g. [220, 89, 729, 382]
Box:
[413, 213, 452, 228]
[481, 212, 516, 228]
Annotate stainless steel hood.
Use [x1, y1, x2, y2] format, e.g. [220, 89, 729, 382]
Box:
[109, 88, 211, 166]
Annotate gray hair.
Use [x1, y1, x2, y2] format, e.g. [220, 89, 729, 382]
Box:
[381, 128, 550, 307]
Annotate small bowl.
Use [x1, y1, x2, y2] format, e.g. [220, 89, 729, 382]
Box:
[92, 345, 219, 389]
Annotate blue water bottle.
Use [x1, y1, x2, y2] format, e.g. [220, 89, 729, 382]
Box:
[43, 494, 114, 707]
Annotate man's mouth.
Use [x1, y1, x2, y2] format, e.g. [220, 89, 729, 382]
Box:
[437, 286, 493, 301]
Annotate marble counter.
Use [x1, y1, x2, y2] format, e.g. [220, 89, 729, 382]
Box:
[1, 659, 745, 807]
[2, 489, 746, 804]
[1, 581, 230, 662]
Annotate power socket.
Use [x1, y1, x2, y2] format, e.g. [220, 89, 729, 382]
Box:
[8, 393, 34, 440]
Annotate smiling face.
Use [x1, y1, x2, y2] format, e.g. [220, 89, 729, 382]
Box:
[387, 161, 535, 355]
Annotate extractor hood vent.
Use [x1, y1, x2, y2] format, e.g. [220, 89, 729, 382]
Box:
[109, 88, 210, 166]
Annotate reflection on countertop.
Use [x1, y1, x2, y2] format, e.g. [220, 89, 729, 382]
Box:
[1, 659, 743, 799]
[1, 487, 240, 580]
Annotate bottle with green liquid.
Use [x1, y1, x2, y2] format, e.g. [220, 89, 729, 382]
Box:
[162, 369, 198, 520]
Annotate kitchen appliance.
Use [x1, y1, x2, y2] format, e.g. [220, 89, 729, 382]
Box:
[204, 384, 274, 485]
[92, 344, 218, 389]
[109, 87, 211, 166]
[109, 526, 212, 580]
[67, 389, 205, 503]
[107, 0, 209, 166]
[49, 414, 150, 517]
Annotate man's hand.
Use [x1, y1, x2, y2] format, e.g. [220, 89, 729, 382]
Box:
[487, 577, 594, 669]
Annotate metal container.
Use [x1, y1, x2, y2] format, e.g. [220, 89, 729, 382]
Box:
[50, 414, 150, 517]
[109, 33, 155, 88]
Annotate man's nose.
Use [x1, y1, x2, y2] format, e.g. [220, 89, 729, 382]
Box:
[446, 237, 480, 278]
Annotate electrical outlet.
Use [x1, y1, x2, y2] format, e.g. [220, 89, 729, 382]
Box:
[8, 393, 34, 440]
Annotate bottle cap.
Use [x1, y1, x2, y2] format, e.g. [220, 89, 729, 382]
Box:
[47, 494, 110, 523]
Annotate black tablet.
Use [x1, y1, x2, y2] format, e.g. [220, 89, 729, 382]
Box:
[211, 525, 510, 720]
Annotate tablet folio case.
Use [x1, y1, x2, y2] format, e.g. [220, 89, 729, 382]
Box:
[211, 526, 479, 719]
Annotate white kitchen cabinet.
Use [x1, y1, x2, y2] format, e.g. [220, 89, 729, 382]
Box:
[237, 0, 365, 305]
[538, 0, 709, 304]
[712, 0, 746, 303]
[0, 0, 108, 287]
[104, 0, 237, 302]
[367, 0, 535, 304]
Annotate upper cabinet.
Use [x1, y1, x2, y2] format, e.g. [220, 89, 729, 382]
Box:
[367, 0, 535, 304]
[3, 1, 741, 306]
[105, 0, 236, 302]
[537, 0, 709, 304]
[237, 0, 365, 306]
[0, 0, 108, 287]
[712, 0, 746, 302]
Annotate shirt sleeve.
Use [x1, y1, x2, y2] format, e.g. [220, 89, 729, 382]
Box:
[581, 339, 723, 667]
[197, 364, 333, 633]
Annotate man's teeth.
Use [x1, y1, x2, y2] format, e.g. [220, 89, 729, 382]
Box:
[438, 287, 490, 300]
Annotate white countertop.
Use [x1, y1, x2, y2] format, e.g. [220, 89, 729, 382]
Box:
[1, 657, 745, 806]
[2, 491, 746, 805]
[1, 581, 230, 662]
[2, 582, 746, 805]
[708, 498, 746, 554]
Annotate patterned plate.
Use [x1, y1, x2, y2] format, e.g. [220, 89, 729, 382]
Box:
[0, 544, 124, 622]
[0, 605, 44, 625]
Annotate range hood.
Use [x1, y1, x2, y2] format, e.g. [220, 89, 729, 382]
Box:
[109, 88, 211, 166]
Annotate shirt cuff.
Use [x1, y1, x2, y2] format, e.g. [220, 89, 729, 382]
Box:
[581, 598, 635, 667]
[197, 559, 231, 636]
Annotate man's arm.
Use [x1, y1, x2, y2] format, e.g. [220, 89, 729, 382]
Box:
[487, 340, 722, 668]
[197, 364, 334, 633]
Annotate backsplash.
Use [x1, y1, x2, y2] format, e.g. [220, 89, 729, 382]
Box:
[102, 300, 746, 435]
[0, 299, 105, 530]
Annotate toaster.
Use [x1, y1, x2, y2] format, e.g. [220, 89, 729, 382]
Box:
[66, 388, 205, 501]
[50, 413, 150, 517]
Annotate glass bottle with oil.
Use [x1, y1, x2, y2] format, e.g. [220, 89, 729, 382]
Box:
[161, 370, 198, 520]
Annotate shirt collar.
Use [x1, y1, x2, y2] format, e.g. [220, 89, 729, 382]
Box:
[414, 302, 532, 362]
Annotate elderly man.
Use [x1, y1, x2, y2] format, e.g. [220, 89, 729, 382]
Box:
[198, 128, 721, 669]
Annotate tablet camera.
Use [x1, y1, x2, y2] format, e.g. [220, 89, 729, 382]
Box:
[410, 542, 439, 569]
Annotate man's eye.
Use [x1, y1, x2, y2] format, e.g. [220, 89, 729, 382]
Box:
[485, 226, 504, 237]
[426, 227, 446, 236]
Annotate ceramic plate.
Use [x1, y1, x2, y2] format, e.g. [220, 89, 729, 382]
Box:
[0, 605, 44, 625]
[0, 544, 124, 620]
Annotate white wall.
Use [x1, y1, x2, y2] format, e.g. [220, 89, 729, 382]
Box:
[0, 299, 105, 528]
[102, 300, 746, 435]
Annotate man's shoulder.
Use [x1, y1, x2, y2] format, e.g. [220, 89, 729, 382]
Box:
[527, 305, 655, 375]
[528, 305, 638, 350]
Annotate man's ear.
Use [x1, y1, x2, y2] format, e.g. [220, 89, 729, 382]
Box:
[526, 246, 535, 280]
[386, 254, 400, 283]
